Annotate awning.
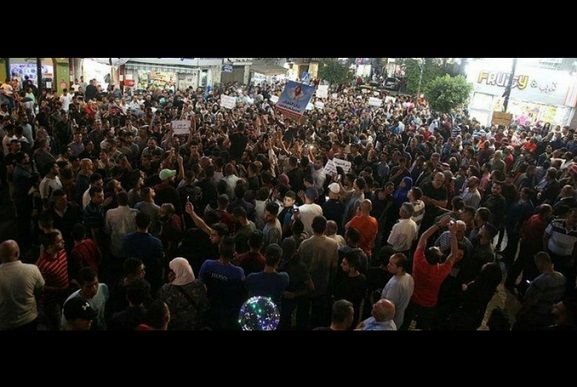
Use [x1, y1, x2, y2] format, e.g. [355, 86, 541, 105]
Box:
[250, 63, 287, 76]
[87, 58, 130, 66]
[125, 62, 197, 74]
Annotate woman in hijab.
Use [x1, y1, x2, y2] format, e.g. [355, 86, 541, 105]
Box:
[158, 257, 209, 330]
[392, 176, 413, 209]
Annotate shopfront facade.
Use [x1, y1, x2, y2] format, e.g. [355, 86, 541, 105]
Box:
[6, 57, 69, 92]
[124, 58, 222, 92]
[221, 58, 252, 85]
[466, 59, 577, 127]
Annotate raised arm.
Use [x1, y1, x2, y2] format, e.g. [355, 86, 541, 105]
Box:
[416, 214, 451, 251]
[445, 221, 460, 265]
[185, 201, 214, 236]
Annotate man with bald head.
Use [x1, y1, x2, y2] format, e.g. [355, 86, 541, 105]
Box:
[0, 240, 45, 330]
[356, 298, 397, 330]
[346, 199, 379, 258]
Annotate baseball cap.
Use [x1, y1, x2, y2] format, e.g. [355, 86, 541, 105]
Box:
[159, 169, 177, 181]
[63, 297, 96, 321]
[328, 182, 341, 194]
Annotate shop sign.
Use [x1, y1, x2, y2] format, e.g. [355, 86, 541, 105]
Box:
[223, 64, 233, 73]
[467, 60, 577, 107]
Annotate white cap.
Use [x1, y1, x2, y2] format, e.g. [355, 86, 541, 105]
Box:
[328, 182, 341, 194]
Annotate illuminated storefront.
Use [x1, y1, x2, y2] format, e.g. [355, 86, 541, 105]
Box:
[124, 58, 222, 91]
[466, 59, 577, 127]
[8, 58, 54, 89]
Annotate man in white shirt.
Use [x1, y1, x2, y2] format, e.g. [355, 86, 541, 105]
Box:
[298, 187, 323, 236]
[0, 240, 45, 330]
[105, 192, 138, 258]
[60, 89, 74, 112]
[71, 79, 81, 93]
[387, 203, 418, 252]
[39, 162, 63, 201]
[381, 253, 414, 328]
[83, 173, 104, 209]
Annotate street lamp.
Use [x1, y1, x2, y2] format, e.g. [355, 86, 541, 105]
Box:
[503, 58, 517, 112]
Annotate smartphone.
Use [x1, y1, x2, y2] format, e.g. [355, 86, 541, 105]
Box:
[186, 195, 190, 202]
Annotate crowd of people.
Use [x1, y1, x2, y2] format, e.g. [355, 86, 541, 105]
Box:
[1, 70, 577, 331]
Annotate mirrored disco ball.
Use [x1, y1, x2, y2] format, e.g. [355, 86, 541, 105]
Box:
[239, 296, 280, 331]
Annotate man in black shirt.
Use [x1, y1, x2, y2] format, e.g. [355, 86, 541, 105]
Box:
[228, 122, 248, 162]
[84, 79, 98, 101]
[322, 182, 345, 234]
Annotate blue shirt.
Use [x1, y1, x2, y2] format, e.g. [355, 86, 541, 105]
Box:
[361, 316, 396, 331]
[122, 232, 163, 268]
[199, 260, 245, 309]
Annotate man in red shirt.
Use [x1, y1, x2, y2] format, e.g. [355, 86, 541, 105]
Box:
[346, 199, 378, 258]
[70, 223, 101, 283]
[401, 215, 464, 330]
[37, 231, 70, 330]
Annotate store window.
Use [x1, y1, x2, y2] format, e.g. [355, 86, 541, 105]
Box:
[9, 58, 53, 88]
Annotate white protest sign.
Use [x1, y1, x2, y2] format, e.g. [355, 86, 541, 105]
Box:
[385, 96, 396, 103]
[324, 159, 337, 175]
[368, 97, 383, 107]
[171, 120, 191, 135]
[316, 85, 329, 99]
[270, 95, 279, 104]
[331, 93, 338, 100]
[314, 101, 325, 109]
[306, 103, 314, 110]
[220, 95, 237, 109]
[332, 158, 352, 173]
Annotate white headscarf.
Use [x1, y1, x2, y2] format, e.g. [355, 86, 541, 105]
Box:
[169, 257, 195, 286]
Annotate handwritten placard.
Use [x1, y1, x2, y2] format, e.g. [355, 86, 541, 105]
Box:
[171, 120, 191, 135]
[368, 97, 383, 107]
[220, 95, 237, 109]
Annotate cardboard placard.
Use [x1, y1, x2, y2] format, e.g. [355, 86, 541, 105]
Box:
[491, 111, 513, 127]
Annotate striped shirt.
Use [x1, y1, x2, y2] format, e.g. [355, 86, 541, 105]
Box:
[545, 219, 577, 257]
[37, 250, 69, 304]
